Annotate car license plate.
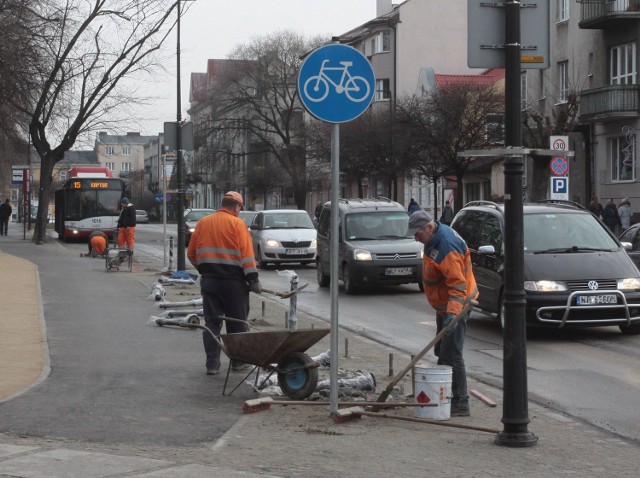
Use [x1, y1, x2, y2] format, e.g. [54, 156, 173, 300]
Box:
[386, 267, 412, 276]
[577, 294, 617, 305]
[286, 248, 305, 255]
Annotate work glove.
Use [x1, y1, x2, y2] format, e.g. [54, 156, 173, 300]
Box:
[249, 280, 262, 294]
[442, 313, 457, 335]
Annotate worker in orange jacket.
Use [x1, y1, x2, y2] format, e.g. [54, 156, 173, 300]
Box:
[187, 191, 261, 375]
[407, 210, 479, 417]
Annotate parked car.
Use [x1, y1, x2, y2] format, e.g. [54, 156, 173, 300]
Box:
[450, 200, 640, 334]
[239, 210, 258, 229]
[135, 210, 149, 224]
[619, 223, 640, 269]
[249, 209, 317, 268]
[316, 198, 424, 294]
[184, 208, 215, 246]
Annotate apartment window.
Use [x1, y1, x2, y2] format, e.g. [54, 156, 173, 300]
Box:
[375, 79, 391, 101]
[373, 30, 390, 54]
[122, 146, 131, 155]
[610, 135, 636, 181]
[105, 146, 114, 155]
[521, 71, 527, 111]
[610, 42, 637, 85]
[558, 60, 569, 102]
[121, 162, 131, 173]
[485, 113, 504, 144]
[557, 0, 569, 22]
[105, 162, 115, 171]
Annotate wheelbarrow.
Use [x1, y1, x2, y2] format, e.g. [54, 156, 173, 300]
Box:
[156, 317, 329, 400]
[105, 229, 132, 272]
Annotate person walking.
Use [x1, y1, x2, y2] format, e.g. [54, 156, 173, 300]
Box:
[0, 199, 11, 235]
[407, 210, 479, 417]
[440, 200, 454, 225]
[407, 198, 421, 215]
[588, 196, 604, 219]
[619, 198, 632, 231]
[187, 191, 261, 375]
[116, 197, 136, 253]
[87, 230, 109, 257]
[602, 198, 621, 234]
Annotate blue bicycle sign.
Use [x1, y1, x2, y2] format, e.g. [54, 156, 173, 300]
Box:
[298, 44, 375, 123]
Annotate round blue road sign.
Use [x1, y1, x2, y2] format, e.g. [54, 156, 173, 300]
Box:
[298, 44, 375, 123]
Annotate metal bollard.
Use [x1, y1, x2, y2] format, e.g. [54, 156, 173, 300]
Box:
[261, 301, 265, 318]
[168, 236, 175, 272]
[287, 273, 299, 331]
[344, 337, 349, 358]
[285, 311, 289, 329]
[389, 353, 394, 377]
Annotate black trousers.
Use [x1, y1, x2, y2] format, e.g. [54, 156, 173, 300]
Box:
[200, 276, 250, 369]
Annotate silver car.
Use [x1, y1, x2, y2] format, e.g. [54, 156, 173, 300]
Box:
[184, 208, 215, 246]
[249, 210, 317, 268]
[135, 210, 149, 224]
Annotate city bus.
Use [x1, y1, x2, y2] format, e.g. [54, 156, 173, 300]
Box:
[54, 167, 126, 241]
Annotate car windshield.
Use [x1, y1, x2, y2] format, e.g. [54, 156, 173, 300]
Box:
[345, 211, 409, 240]
[186, 210, 213, 221]
[239, 211, 257, 226]
[262, 212, 314, 229]
[524, 212, 619, 252]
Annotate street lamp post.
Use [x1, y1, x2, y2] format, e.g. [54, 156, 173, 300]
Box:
[175, 0, 192, 271]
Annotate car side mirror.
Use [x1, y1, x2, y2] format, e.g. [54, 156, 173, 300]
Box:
[478, 245, 496, 255]
[250, 224, 258, 230]
[621, 241, 632, 251]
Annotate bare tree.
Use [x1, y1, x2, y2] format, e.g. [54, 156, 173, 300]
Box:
[398, 84, 503, 211]
[208, 30, 325, 210]
[8, 0, 179, 243]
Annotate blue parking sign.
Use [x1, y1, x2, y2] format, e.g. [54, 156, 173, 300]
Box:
[550, 177, 569, 200]
[298, 44, 375, 123]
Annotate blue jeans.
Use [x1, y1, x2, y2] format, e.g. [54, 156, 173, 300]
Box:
[200, 276, 250, 369]
[435, 311, 469, 410]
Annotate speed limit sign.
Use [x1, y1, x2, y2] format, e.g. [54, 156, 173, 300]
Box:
[550, 135, 568, 151]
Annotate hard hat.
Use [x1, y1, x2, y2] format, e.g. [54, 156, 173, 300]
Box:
[224, 191, 244, 206]
[121, 197, 129, 204]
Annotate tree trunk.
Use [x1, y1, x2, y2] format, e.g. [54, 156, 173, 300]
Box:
[34, 155, 56, 244]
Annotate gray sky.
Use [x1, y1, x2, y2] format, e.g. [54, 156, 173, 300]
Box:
[138, 0, 378, 135]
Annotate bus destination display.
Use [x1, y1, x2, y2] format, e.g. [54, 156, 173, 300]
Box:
[71, 179, 120, 190]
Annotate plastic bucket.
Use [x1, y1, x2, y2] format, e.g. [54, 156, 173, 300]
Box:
[414, 365, 452, 420]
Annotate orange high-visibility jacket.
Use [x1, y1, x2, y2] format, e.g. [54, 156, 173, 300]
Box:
[421, 223, 479, 316]
[187, 209, 258, 282]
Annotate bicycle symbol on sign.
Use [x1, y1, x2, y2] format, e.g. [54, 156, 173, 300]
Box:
[303, 59, 371, 103]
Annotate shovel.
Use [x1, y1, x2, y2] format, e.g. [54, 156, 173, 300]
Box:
[374, 299, 478, 407]
[261, 283, 308, 299]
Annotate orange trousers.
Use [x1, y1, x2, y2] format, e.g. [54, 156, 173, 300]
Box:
[90, 235, 107, 255]
[117, 227, 136, 251]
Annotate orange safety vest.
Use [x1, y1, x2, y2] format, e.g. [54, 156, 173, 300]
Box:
[187, 209, 258, 281]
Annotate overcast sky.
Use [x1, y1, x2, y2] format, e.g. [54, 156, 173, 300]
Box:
[136, 0, 379, 136]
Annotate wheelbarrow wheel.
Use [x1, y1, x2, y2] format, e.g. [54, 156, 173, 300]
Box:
[277, 351, 318, 400]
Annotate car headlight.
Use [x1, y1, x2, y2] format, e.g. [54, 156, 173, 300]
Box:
[419, 249, 424, 259]
[524, 280, 567, 292]
[353, 248, 372, 261]
[310, 239, 317, 249]
[265, 238, 280, 248]
[618, 278, 640, 290]
[189, 227, 195, 233]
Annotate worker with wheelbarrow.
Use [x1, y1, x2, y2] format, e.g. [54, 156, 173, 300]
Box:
[187, 191, 262, 376]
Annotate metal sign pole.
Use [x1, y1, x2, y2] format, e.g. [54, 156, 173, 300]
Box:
[329, 123, 340, 415]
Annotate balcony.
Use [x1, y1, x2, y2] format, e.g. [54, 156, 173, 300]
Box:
[579, 0, 640, 29]
[579, 84, 640, 120]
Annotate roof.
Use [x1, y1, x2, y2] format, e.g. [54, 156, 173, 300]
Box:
[29, 149, 98, 165]
[96, 132, 156, 145]
[435, 69, 505, 89]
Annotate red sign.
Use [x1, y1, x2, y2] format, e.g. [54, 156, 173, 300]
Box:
[550, 156, 569, 176]
[416, 390, 431, 404]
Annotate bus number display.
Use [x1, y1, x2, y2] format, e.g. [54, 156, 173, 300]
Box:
[72, 180, 112, 189]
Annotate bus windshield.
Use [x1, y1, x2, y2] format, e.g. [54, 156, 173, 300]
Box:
[65, 189, 122, 220]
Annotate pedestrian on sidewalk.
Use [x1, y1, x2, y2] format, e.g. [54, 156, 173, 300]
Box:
[588, 195, 604, 219]
[187, 191, 261, 375]
[0, 199, 11, 235]
[440, 200, 454, 225]
[407, 198, 421, 215]
[116, 197, 136, 253]
[619, 197, 632, 231]
[407, 210, 479, 417]
[602, 198, 621, 234]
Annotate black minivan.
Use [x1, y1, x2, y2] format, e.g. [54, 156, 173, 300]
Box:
[450, 200, 640, 334]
